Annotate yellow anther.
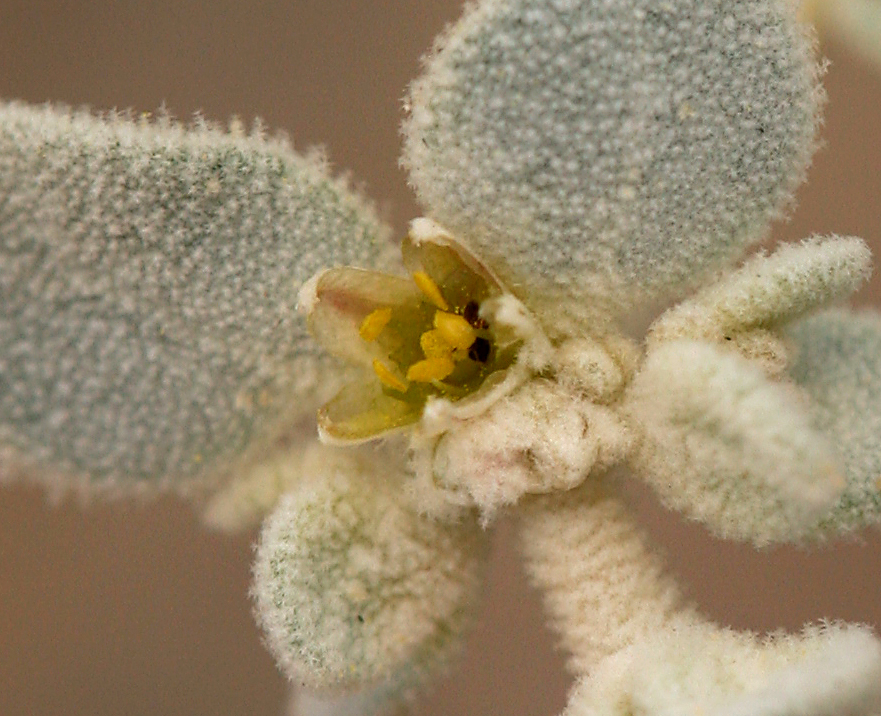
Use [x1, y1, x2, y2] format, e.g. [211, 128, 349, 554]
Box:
[434, 311, 477, 351]
[359, 307, 392, 342]
[412, 271, 449, 311]
[420, 329, 454, 359]
[372, 359, 408, 393]
[407, 356, 456, 383]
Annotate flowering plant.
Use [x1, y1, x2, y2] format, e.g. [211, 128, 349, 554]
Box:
[2, 1, 880, 715]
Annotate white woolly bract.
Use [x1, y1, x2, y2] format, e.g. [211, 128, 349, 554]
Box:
[0, 100, 389, 493]
[565, 622, 881, 716]
[786, 310, 881, 535]
[402, 0, 823, 327]
[648, 236, 871, 347]
[624, 340, 842, 546]
[251, 450, 486, 693]
[425, 379, 630, 520]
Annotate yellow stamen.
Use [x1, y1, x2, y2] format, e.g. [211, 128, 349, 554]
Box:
[420, 328, 454, 359]
[407, 356, 456, 382]
[359, 307, 392, 342]
[372, 359, 408, 393]
[412, 271, 449, 311]
[434, 311, 477, 351]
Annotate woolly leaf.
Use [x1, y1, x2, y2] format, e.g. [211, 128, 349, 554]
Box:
[786, 309, 881, 535]
[648, 236, 871, 346]
[624, 340, 842, 546]
[251, 448, 486, 695]
[403, 0, 823, 327]
[0, 100, 390, 493]
[565, 622, 881, 716]
[805, 0, 881, 73]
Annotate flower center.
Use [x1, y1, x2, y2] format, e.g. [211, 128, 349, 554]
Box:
[362, 269, 496, 396]
[300, 219, 521, 442]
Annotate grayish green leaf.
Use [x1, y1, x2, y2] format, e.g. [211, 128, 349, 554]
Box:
[0, 101, 390, 492]
[403, 0, 823, 328]
[787, 309, 881, 535]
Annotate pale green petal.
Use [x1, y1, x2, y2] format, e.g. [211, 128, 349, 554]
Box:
[0, 100, 390, 493]
[318, 381, 422, 443]
[402, 0, 823, 328]
[624, 340, 843, 546]
[786, 309, 881, 535]
[302, 267, 424, 370]
[251, 448, 486, 695]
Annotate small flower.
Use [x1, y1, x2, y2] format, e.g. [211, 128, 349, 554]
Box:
[298, 218, 540, 443]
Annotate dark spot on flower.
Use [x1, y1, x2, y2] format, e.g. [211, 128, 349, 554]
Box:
[463, 300, 488, 329]
[468, 337, 491, 363]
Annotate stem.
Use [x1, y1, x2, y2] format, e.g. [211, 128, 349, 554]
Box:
[518, 478, 697, 675]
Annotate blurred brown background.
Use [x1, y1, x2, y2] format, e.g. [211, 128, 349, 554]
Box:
[0, 1, 879, 715]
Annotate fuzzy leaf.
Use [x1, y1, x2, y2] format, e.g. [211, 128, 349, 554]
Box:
[251, 447, 486, 695]
[0, 101, 390, 493]
[648, 236, 871, 346]
[521, 482, 881, 716]
[786, 309, 881, 535]
[519, 481, 691, 675]
[402, 0, 823, 327]
[624, 340, 843, 545]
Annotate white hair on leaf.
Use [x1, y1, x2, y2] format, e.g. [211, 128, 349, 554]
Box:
[647, 236, 872, 350]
